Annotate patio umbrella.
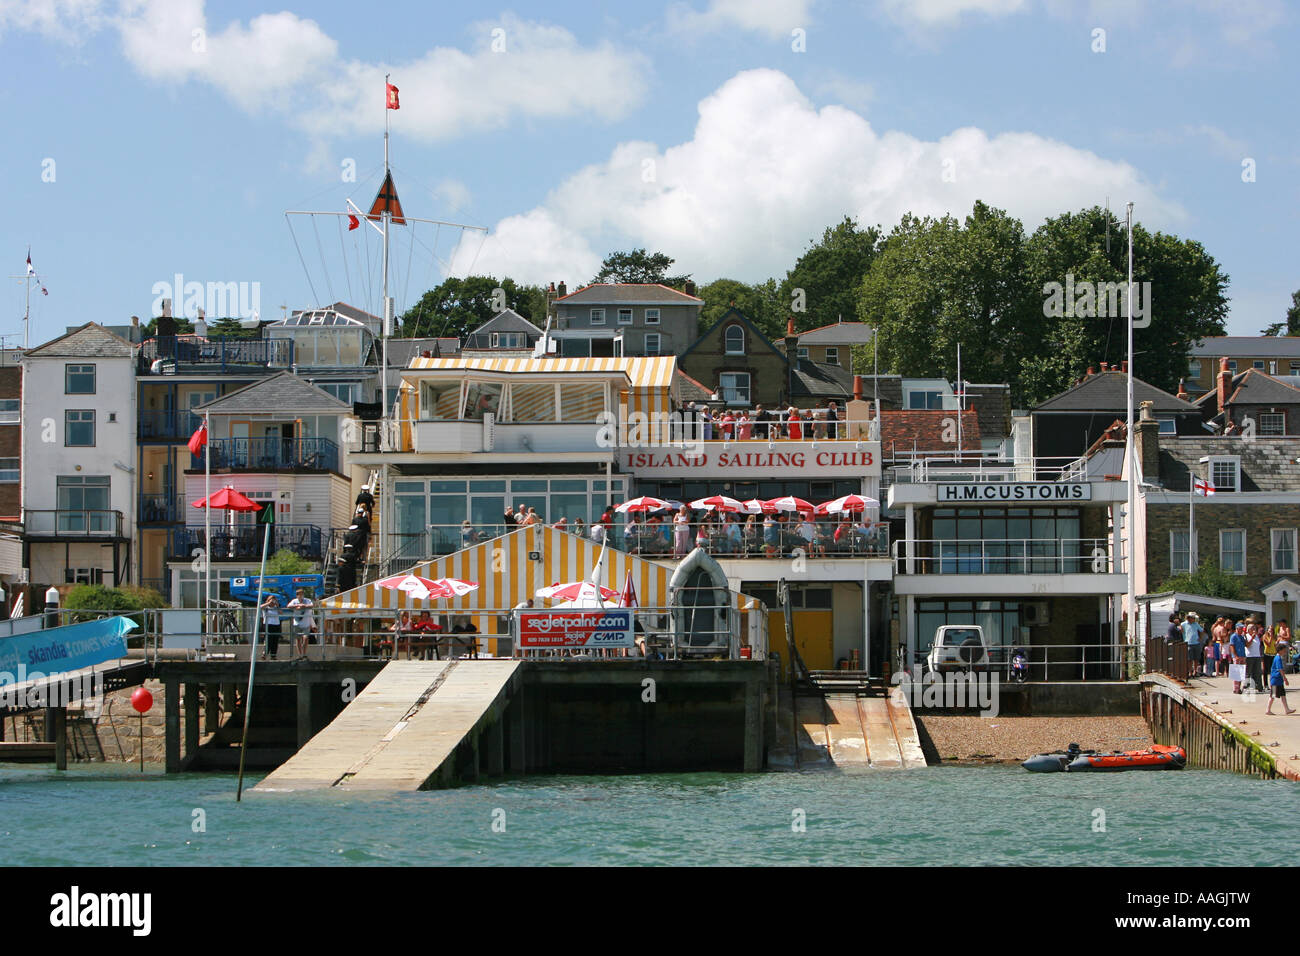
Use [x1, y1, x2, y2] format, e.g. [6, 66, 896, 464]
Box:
[766, 495, 815, 514]
[615, 496, 674, 514]
[552, 580, 619, 608]
[739, 498, 780, 515]
[191, 486, 261, 511]
[689, 494, 744, 513]
[815, 494, 881, 515]
[536, 581, 620, 602]
[376, 574, 479, 601]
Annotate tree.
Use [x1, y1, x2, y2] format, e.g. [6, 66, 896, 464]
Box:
[1261, 289, 1300, 336]
[142, 315, 195, 337]
[696, 277, 785, 340]
[590, 249, 689, 286]
[399, 276, 546, 339]
[265, 549, 318, 575]
[1158, 559, 1247, 602]
[205, 317, 261, 339]
[779, 216, 880, 332]
[62, 583, 165, 625]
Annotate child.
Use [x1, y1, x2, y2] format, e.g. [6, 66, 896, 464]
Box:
[1267, 641, 1295, 715]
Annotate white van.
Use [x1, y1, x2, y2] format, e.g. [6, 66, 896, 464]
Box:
[925, 624, 991, 675]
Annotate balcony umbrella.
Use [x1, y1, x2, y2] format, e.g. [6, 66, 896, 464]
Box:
[191, 486, 261, 511]
[689, 495, 744, 513]
[739, 498, 780, 515]
[815, 494, 881, 515]
[614, 496, 674, 514]
[766, 495, 815, 514]
[376, 574, 479, 601]
[536, 581, 620, 602]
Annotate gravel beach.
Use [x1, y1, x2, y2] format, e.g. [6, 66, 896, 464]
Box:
[915, 715, 1154, 764]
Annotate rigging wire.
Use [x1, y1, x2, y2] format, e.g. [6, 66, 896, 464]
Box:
[285, 213, 322, 305]
[336, 213, 354, 304]
[310, 214, 334, 304]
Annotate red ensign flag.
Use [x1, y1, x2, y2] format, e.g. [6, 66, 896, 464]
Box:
[347, 214, 360, 231]
[386, 83, 400, 109]
[187, 422, 208, 457]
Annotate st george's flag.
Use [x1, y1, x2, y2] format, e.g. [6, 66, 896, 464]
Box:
[386, 82, 400, 110]
[1193, 477, 1215, 496]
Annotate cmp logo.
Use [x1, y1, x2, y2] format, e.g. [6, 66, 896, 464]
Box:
[49, 887, 151, 936]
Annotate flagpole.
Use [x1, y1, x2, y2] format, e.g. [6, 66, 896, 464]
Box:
[1125, 201, 1135, 649]
[204, 412, 211, 650]
[1189, 479, 1196, 571]
[236, 510, 273, 801]
[382, 73, 391, 427]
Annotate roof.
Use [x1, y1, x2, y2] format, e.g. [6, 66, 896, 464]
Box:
[853, 375, 905, 410]
[466, 310, 543, 338]
[674, 368, 714, 403]
[796, 322, 875, 346]
[1033, 370, 1198, 414]
[1154, 436, 1300, 493]
[790, 359, 852, 400]
[964, 384, 1013, 439]
[196, 371, 354, 415]
[406, 355, 676, 390]
[681, 307, 786, 362]
[556, 283, 703, 306]
[387, 338, 460, 366]
[1189, 336, 1300, 358]
[1210, 368, 1300, 407]
[24, 322, 136, 358]
[880, 409, 981, 453]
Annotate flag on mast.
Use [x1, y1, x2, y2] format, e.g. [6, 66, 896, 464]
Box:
[347, 213, 359, 231]
[187, 421, 208, 457]
[367, 171, 406, 225]
[386, 82, 400, 110]
[1193, 477, 1215, 497]
[26, 250, 34, 275]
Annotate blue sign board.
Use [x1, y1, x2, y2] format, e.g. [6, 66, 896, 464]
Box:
[0, 615, 137, 679]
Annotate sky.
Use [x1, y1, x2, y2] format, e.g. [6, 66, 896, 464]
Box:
[1, 0, 1296, 346]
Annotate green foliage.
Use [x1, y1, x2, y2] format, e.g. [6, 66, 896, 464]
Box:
[399, 275, 545, 339]
[1157, 558, 1247, 602]
[265, 549, 317, 575]
[696, 277, 785, 340]
[62, 584, 150, 624]
[591, 249, 689, 286]
[142, 315, 196, 336]
[1261, 289, 1300, 336]
[121, 584, 169, 609]
[205, 317, 261, 339]
[780, 216, 880, 332]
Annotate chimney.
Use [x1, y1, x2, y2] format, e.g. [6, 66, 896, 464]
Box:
[131, 315, 139, 327]
[1087, 365, 1096, 377]
[421, 350, 431, 358]
[1100, 362, 1109, 372]
[557, 281, 567, 298]
[1134, 400, 1160, 479]
[853, 375, 864, 402]
[1176, 378, 1188, 400]
[1121, 360, 1128, 373]
[1217, 356, 1232, 415]
[161, 298, 172, 318]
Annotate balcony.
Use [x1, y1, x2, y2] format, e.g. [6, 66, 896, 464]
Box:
[170, 525, 324, 562]
[205, 437, 339, 473]
[139, 409, 202, 442]
[139, 336, 294, 374]
[139, 493, 187, 524]
[23, 509, 125, 539]
[891, 537, 1126, 596]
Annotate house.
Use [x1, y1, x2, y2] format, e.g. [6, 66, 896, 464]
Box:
[1187, 336, 1300, 396]
[1131, 400, 1300, 629]
[1030, 363, 1201, 465]
[1193, 358, 1300, 436]
[20, 323, 138, 592]
[788, 320, 874, 371]
[463, 309, 543, 353]
[548, 281, 703, 357]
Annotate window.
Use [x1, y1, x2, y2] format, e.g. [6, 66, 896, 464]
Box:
[644, 333, 661, 355]
[797, 347, 809, 359]
[719, 372, 750, 405]
[1260, 412, 1285, 436]
[645, 309, 660, 325]
[617, 309, 633, 325]
[1209, 456, 1240, 493]
[907, 390, 944, 410]
[65, 364, 95, 394]
[65, 410, 95, 446]
[1188, 359, 1202, 378]
[1227, 360, 1238, 372]
[559, 383, 604, 421]
[421, 381, 463, 420]
[1292, 361, 1300, 375]
[1273, 529, 1297, 574]
[319, 382, 359, 405]
[1220, 529, 1245, 574]
[490, 332, 525, 349]
[1157, 417, 1176, 435]
[0, 399, 17, 424]
[1169, 530, 1190, 575]
[56, 475, 111, 532]
[0, 458, 16, 482]
[590, 309, 606, 326]
[724, 325, 745, 355]
[825, 347, 840, 366]
[65, 568, 104, 585]
[1253, 361, 1266, 370]
[463, 381, 503, 420]
[508, 383, 557, 422]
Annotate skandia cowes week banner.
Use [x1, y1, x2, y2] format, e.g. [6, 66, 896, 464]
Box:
[0, 615, 137, 678]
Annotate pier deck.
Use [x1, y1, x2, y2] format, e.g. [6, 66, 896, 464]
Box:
[254, 660, 521, 791]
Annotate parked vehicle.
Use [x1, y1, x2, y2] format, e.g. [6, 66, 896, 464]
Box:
[1010, 646, 1029, 683]
[924, 625, 991, 675]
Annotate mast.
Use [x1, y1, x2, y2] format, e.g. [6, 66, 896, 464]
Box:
[1125, 201, 1135, 647]
[382, 73, 392, 425]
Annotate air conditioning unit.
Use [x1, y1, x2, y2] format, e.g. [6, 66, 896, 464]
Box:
[1023, 601, 1050, 625]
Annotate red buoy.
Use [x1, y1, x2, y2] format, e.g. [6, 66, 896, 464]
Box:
[131, 687, 153, 714]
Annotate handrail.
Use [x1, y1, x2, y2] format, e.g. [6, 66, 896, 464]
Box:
[891, 537, 1120, 574]
[898, 641, 1142, 682]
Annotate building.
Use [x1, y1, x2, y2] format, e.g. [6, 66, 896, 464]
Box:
[463, 310, 542, 353]
[20, 323, 138, 591]
[548, 282, 703, 357]
[1131, 400, 1300, 628]
[1187, 337, 1300, 396]
[1193, 358, 1300, 436]
[790, 320, 874, 371]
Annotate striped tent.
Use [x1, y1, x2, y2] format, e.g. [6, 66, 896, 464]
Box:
[319, 526, 762, 638]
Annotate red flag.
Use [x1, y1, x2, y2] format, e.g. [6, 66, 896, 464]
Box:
[347, 214, 359, 231]
[386, 82, 400, 110]
[187, 422, 208, 457]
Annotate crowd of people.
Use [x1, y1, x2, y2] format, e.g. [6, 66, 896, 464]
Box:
[384, 610, 479, 660]
[1167, 610, 1295, 711]
[685, 401, 846, 442]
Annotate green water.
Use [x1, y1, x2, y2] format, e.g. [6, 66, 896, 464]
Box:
[3, 764, 1296, 866]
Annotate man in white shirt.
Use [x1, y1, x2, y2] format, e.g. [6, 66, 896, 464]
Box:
[590, 521, 606, 545]
[1244, 622, 1264, 693]
[287, 589, 316, 658]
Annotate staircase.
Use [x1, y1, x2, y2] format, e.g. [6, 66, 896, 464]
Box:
[323, 470, 382, 596]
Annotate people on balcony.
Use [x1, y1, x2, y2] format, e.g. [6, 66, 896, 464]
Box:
[737, 409, 753, 440]
[754, 404, 770, 439]
[720, 410, 735, 441]
[673, 505, 691, 557]
[787, 407, 803, 441]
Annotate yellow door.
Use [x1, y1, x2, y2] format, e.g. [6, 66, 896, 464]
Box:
[793, 610, 834, 671]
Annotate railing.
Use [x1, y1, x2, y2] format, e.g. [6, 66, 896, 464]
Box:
[22, 509, 124, 537]
[626, 414, 879, 444]
[1144, 637, 1189, 680]
[892, 537, 1120, 575]
[138, 336, 294, 373]
[206, 437, 339, 472]
[171, 524, 324, 561]
[138, 409, 204, 441]
[890, 453, 1082, 485]
[898, 642, 1142, 682]
[139, 493, 187, 524]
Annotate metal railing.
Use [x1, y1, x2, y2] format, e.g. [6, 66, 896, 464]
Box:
[626, 415, 878, 443]
[138, 409, 203, 441]
[139, 493, 187, 524]
[891, 453, 1082, 484]
[22, 509, 124, 537]
[207, 437, 339, 472]
[170, 525, 324, 561]
[139, 336, 294, 372]
[892, 537, 1120, 575]
[899, 642, 1141, 682]
[1144, 637, 1189, 680]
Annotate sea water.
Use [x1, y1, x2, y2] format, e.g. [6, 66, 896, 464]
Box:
[2, 764, 1296, 866]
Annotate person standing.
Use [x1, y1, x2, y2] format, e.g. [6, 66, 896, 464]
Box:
[1230, 621, 1248, 693]
[1181, 612, 1204, 680]
[673, 505, 691, 557]
[754, 404, 769, 440]
[787, 407, 802, 441]
[1244, 622, 1264, 693]
[287, 588, 316, 658]
[259, 593, 283, 661]
[826, 401, 840, 440]
[1267, 641, 1295, 715]
[1262, 625, 1278, 690]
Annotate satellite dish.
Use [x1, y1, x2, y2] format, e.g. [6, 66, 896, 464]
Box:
[240, 310, 260, 329]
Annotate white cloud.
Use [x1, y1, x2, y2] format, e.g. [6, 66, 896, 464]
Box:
[877, 0, 1029, 26]
[0, 0, 105, 42]
[668, 0, 817, 39]
[454, 69, 1184, 286]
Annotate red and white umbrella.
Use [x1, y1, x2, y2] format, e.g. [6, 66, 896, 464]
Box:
[689, 494, 745, 513]
[815, 494, 881, 515]
[740, 498, 780, 515]
[766, 495, 814, 514]
[375, 574, 479, 601]
[191, 485, 260, 512]
[615, 496, 674, 514]
[536, 581, 620, 602]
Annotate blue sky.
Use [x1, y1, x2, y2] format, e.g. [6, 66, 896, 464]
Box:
[2, 0, 1296, 346]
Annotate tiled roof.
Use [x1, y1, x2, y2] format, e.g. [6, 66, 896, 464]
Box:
[24, 322, 136, 358]
[674, 369, 713, 402]
[1189, 336, 1300, 358]
[387, 338, 460, 366]
[1033, 370, 1198, 413]
[964, 384, 1012, 439]
[796, 322, 874, 345]
[790, 360, 852, 400]
[1156, 436, 1300, 493]
[468, 309, 543, 337]
[1226, 368, 1300, 406]
[197, 372, 353, 415]
[557, 283, 703, 305]
[880, 409, 981, 453]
